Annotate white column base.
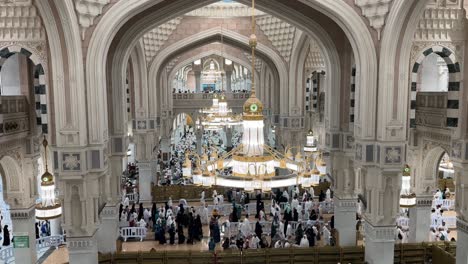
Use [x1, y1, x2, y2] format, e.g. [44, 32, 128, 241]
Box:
[334, 197, 357, 246]
[364, 222, 395, 264]
[138, 162, 152, 202]
[457, 218, 468, 264]
[408, 196, 432, 242]
[68, 236, 98, 264]
[96, 204, 119, 253]
[11, 206, 37, 264]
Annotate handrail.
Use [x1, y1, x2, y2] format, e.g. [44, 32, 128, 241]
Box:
[0, 235, 64, 263]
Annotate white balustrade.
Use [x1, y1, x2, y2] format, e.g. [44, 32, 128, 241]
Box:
[120, 227, 147, 242]
[0, 235, 65, 264]
[126, 193, 139, 203]
[0, 246, 13, 263]
[36, 235, 64, 250]
[431, 216, 457, 229]
[441, 199, 455, 210]
[397, 217, 410, 228]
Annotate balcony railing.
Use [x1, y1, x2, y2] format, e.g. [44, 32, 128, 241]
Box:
[415, 92, 447, 128]
[0, 96, 30, 136]
[172, 92, 250, 110]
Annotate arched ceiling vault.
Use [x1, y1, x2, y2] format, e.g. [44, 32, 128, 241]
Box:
[88, 0, 376, 142]
[156, 33, 277, 82]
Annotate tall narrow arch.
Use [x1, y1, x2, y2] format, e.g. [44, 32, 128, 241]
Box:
[0, 45, 48, 134]
[410, 45, 461, 128]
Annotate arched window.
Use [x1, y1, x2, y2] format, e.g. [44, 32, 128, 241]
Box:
[0, 53, 32, 96]
[419, 53, 448, 92]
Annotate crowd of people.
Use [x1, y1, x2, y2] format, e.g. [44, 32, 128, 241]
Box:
[429, 187, 455, 242]
[119, 185, 336, 251]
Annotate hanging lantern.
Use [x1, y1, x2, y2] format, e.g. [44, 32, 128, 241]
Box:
[36, 137, 62, 220]
[400, 164, 416, 208]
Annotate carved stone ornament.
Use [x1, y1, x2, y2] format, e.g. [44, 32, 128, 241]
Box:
[74, 0, 112, 40]
[354, 0, 393, 40]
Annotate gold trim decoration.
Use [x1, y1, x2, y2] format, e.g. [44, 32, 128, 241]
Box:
[232, 154, 274, 162]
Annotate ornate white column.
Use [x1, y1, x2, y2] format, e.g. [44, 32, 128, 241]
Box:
[96, 204, 119, 254]
[225, 126, 232, 149]
[195, 71, 201, 93]
[10, 206, 37, 264]
[137, 162, 152, 202]
[332, 152, 357, 246]
[334, 198, 357, 246]
[225, 70, 232, 93]
[454, 157, 468, 264]
[408, 195, 432, 242]
[364, 222, 396, 264]
[68, 237, 98, 264]
[196, 126, 204, 155]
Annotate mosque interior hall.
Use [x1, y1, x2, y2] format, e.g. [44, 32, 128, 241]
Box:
[0, 0, 467, 263]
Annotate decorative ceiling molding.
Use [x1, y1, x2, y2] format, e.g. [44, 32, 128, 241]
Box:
[305, 42, 325, 73]
[354, 0, 393, 40]
[0, 1, 45, 41]
[185, 2, 264, 18]
[414, 1, 465, 41]
[143, 17, 183, 64]
[256, 14, 295, 63]
[243, 51, 263, 74]
[74, 0, 112, 40]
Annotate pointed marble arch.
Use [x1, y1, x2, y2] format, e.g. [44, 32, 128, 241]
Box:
[166, 49, 263, 112]
[86, 0, 377, 145]
[410, 45, 461, 128]
[0, 45, 48, 134]
[148, 27, 287, 118]
[166, 49, 260, 95]
[0, 155, 22, 201]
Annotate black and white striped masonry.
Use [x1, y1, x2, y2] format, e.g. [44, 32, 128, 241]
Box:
[305, 77, 311, 111]
[0, 46, 48, 134]
[312, 71, 318, 111]
[350, 66, 356, 129]
[411, 45, 460, 128]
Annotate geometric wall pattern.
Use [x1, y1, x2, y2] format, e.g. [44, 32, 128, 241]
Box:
[256, 15, 295, 62]
[143, 18, 183, 63]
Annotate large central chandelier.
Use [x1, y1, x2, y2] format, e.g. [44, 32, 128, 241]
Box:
[184, 0, 326, 191]
[35, 137, 62, 220]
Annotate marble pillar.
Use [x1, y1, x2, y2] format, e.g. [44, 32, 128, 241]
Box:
[334, 197, 357, 246]
[457, 218, 468, 264]
[408, 195, 432, 242]
[109, 156, 124, 202]
[364, 223, 395, 264]
[225, 127, 232, 148]
[196, 127, 203, 155]
[225, 71, 232, 92]
[10, 206, 37, 264]
[138, 162, 152, 202]
[68, 236, 98, 264]
[96, 204, 119, 254]
[195, 71, 201, 93]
